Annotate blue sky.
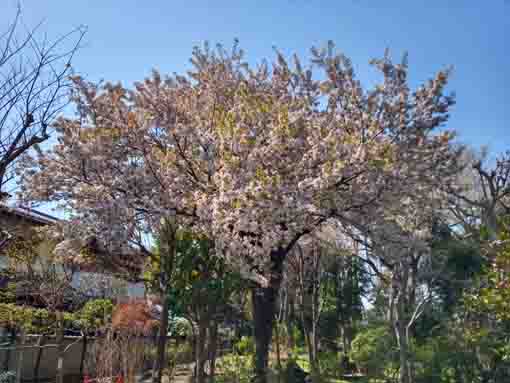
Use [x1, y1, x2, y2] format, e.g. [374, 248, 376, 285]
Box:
[1, 0, 508, 157]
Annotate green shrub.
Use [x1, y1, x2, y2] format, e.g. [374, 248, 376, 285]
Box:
[169, 316, 193, 338]
[77, 299, 113, 331]
[234, 335, 255, 355]
[215, 354, 253, 383]
[0, 303, 69, 333]
[318, 351, 343, 378]
[349, 326, 395, 377]
[412, 330, 510, 383]
[283, 358, 308, 383]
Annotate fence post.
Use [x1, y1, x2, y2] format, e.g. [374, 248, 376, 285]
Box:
[55, 313, 65, 383]
[34, 334, 46, 382]
[2, 327, 15, 373]
[15, 329, 25, 383]
[79, 335, 88, 377]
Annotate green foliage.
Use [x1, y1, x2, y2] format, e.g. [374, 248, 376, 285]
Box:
[412, 337, 454, 383]
[283, 358, 309, 383]
[318, 351, 343, 379]
[317, 309, 339, 342]
[234, 335, 255, 355]
[0, 299, 115, 333]
[171, 231, 242, 308]
[432, 237, 485, 314]
[0, 270, 16, 303]
[0, 303, 58, 332]
[215, 353, 254, 383]
[292, 350, 310, 372]
[406, 318, 510, 383]
[147, 229, 242, 320]
[348, 326, 395, 376]
[288, 323, 304, 348]
[168, 316, 193, 338]
[321, 254, 368, 339]
[77, 298, 113, 331]
[464, 222, 510, 322]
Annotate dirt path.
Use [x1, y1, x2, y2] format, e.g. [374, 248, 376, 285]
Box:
[137, 364, 193, 383]
[170, 364, 193, 383]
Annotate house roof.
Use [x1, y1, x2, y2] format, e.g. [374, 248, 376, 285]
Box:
[0, 205, 59, 225]
[0, 205, 145, 280]
[0, 205, 59, 251]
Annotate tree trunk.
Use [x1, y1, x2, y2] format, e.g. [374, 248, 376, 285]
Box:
[310, 279, 321, 382]
[15, 330, 25, 383]
[34, 334, 46, 382]
[393, 281, 413, 383]
[208, 321, 218, 383]
[286, 295, 295, 351]
[296, 247, 321, 383]
[252, 287, 276, 383]
[195, 317, 208, 383]
[152, 295, 170, 383]
[300, 312, 320, 383]
[311, 328, 320, 382]
[274, 321, 282, 383]
[340, 320, 354, 355]
[483, 205, 499, 241]
[251, 248, 285, 383]
[390, 261, 415, 383]
[394, 319, 412, 383]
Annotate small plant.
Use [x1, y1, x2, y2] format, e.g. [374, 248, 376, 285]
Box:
[234, 335, 255, 355]
[215, 353, 253, 383]
[318, 351, 343, 378]
[291, 324, 304, 347]
[169, 316, 192, 338]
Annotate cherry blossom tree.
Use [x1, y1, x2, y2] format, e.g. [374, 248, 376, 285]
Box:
[20, 41, 458, 383]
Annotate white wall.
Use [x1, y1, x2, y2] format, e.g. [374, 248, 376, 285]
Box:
[71, 272, 145, 299]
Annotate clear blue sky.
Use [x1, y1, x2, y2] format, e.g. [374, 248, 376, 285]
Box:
[1, 0, 508, 153]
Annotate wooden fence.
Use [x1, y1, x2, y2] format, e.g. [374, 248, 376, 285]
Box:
[0, 335, 89, 381]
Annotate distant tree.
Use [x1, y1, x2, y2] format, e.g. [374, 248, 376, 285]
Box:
[341, 190, 460, 383]
[447, 149, 510, 240]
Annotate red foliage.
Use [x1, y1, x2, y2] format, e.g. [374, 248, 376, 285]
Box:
[111, 299, 159, 335]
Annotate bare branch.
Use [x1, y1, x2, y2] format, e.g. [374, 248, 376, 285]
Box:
[0, 8, 86, 195]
